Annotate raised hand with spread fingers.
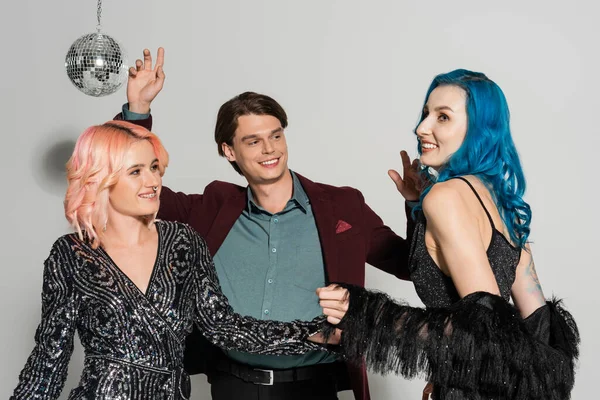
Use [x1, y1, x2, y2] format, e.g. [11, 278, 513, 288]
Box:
[127, 47, 165, 114]
[388, 150, 421, 201]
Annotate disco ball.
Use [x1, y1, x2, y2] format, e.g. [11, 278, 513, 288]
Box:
[65, 32, 128, 97]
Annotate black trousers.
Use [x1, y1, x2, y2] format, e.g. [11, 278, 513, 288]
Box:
[209, 370, 339, 400]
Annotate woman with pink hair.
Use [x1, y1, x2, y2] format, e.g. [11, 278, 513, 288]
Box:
[11, 121, 327, 400]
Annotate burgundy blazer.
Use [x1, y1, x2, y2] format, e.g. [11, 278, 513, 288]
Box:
[119, 114, 413, 400]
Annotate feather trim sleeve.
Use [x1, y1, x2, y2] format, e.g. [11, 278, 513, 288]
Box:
[324, 284, 579, 400]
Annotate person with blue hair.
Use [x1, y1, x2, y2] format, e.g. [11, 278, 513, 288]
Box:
[317, 69, 580, 399]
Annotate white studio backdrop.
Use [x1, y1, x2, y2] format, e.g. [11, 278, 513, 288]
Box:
[0, 1, 597, 399]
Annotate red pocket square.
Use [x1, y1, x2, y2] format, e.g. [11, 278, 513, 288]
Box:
[335, 220, 352, 234]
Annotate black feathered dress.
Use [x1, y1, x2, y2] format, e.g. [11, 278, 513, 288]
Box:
[326, 185, 579, 400]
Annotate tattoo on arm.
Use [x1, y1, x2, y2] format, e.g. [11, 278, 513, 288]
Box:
[524, 257, 545, 303]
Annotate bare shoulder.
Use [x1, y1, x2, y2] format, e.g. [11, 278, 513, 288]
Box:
[422, 179, 471, 219]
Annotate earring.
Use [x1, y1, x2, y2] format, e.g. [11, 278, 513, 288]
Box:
[152, 186, 158, 192]
[427, 166, 439, 182]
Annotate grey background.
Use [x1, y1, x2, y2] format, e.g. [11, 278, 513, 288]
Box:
[1, 1, 597, 399]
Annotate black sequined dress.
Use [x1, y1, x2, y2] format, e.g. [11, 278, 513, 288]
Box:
[12, 221, 323, 400]
[409, 177, 521, 307]
[326, 178, 580, 399]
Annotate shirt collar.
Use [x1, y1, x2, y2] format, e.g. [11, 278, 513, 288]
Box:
[246, 170, 309, 214]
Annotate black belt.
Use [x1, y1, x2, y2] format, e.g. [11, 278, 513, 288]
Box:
[214, 357, 344, 386]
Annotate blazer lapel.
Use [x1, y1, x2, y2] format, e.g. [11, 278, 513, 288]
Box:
[296, 173, 339, 283]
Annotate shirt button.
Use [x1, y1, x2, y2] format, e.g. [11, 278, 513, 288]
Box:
[264, 309, 270, 315]
[273, 218, 279, 223]
[267, 278, 273, 284]
[271, 248, 277, 253]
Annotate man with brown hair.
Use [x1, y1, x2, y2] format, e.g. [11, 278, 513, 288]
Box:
[117, 48, 419, 400]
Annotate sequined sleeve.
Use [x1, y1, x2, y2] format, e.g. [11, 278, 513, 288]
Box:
[189, 228, 325, 355]
[12, 240, 77, 400]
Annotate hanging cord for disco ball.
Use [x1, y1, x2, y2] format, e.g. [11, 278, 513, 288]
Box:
[65, 0, 129, 97]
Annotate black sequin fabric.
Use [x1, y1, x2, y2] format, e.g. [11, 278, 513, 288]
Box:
[12, 221, 323, 400]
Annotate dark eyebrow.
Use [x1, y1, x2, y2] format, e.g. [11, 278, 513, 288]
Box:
[127, 158, 159, 170]
[240, 127, 283, 142]
[423, 105, 455, 113]
[240, 134, 259, 142]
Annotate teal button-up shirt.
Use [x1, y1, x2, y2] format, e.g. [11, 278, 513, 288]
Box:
[121, 106, 337, 368]
[213, 172, 338, 368]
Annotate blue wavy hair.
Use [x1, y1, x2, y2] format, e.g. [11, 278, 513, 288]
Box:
[415, 69, 531, 247]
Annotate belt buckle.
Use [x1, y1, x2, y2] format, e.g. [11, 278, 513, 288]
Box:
[255, 369, 274, 385]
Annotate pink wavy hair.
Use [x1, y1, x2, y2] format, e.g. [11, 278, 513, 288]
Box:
[64, 120, 169, 248]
